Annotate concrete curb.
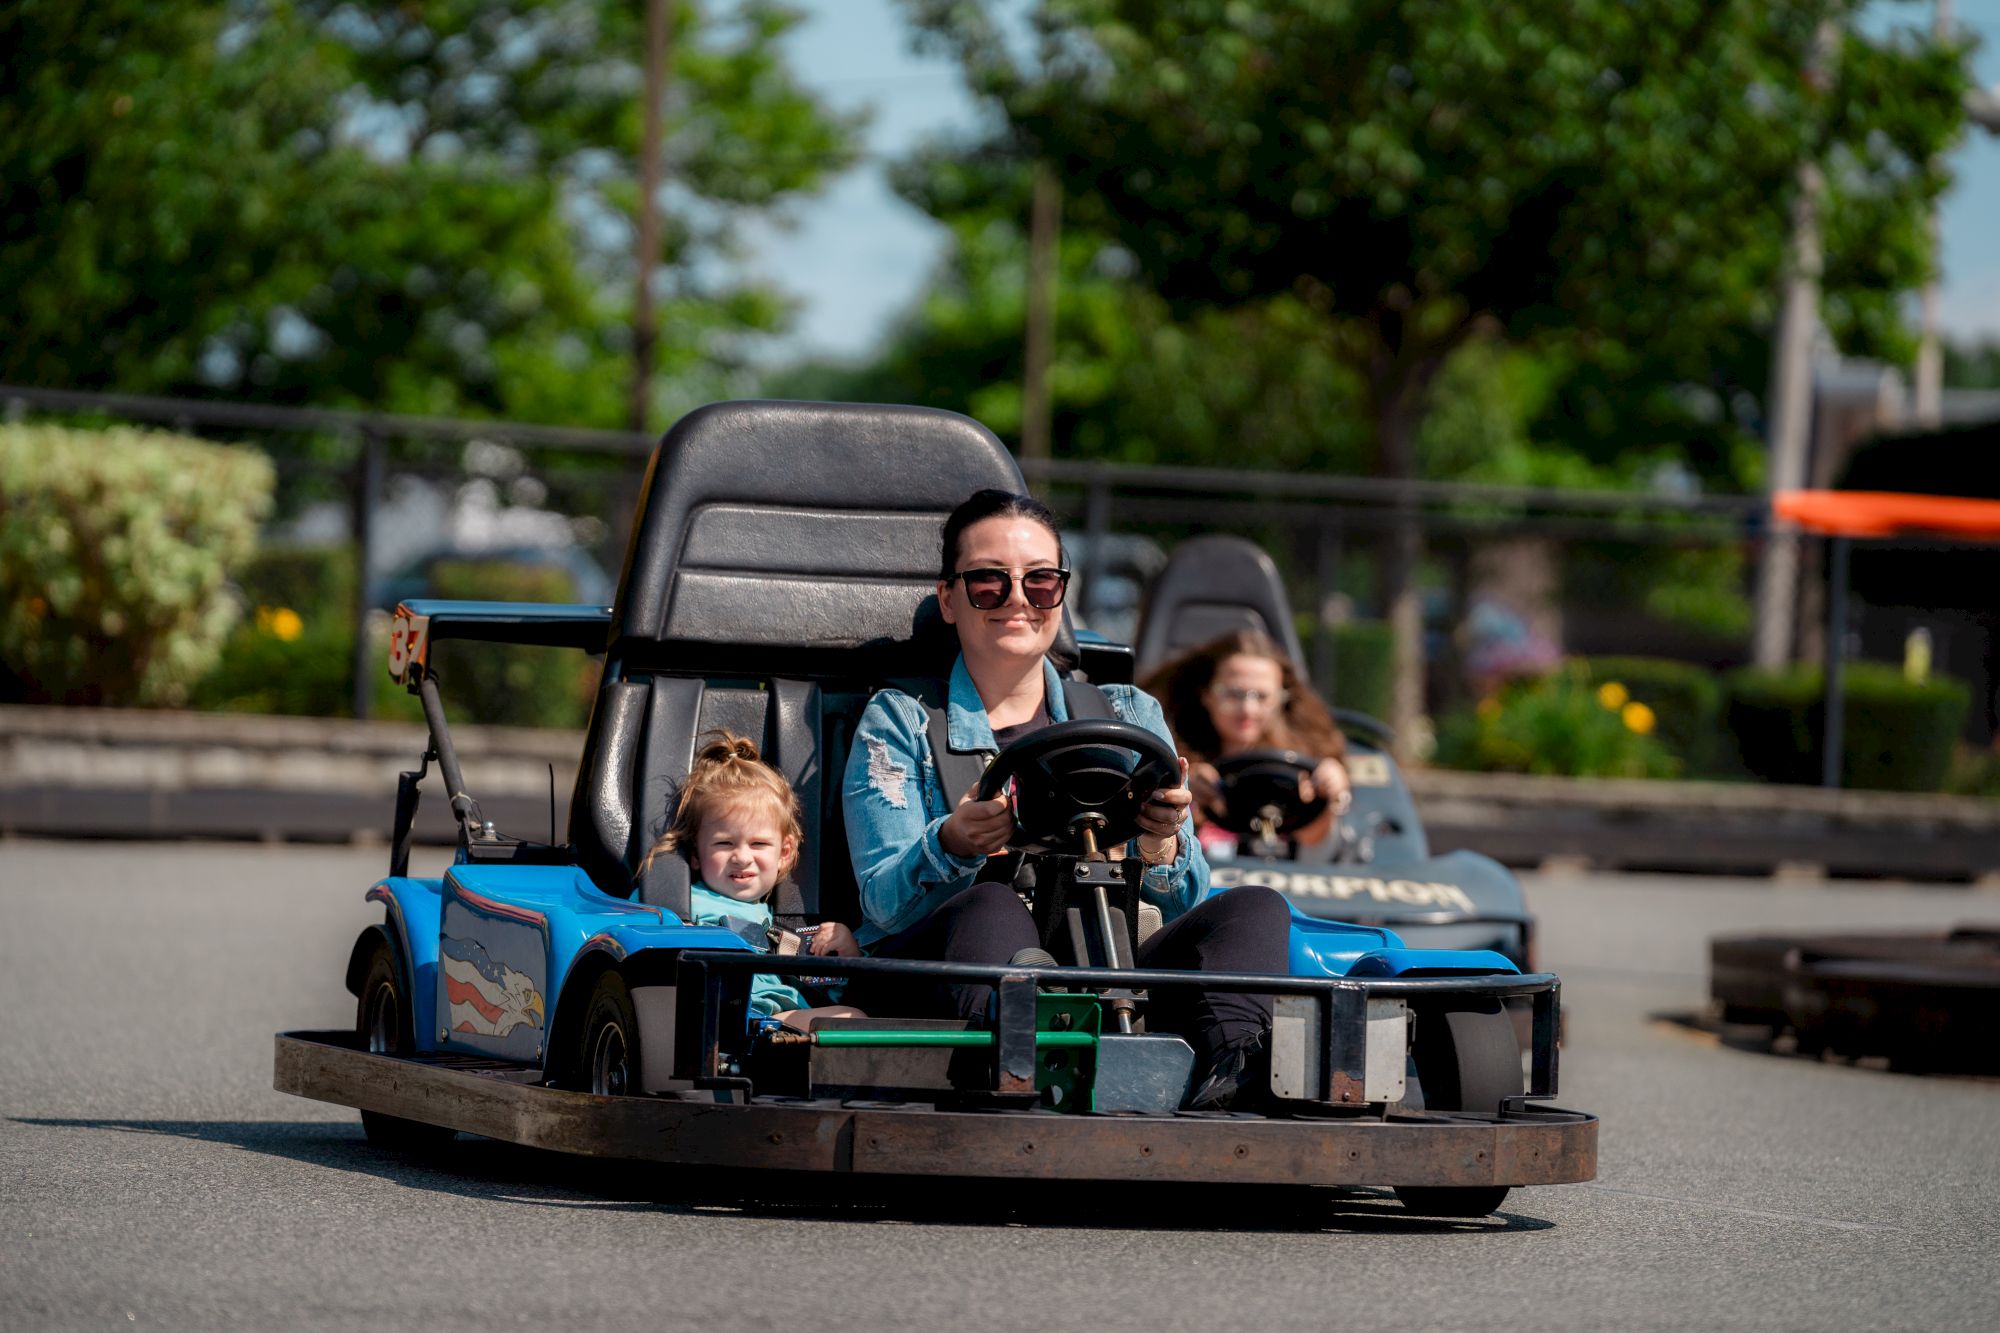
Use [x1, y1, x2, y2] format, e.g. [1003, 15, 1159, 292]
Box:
[3, 705, 1996, 880]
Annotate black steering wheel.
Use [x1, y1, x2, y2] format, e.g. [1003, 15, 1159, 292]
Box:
[1210, 747, 1327, 840]
[976, 719, 1181, 855]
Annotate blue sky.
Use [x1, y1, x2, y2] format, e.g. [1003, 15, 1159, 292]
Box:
[754, 0, 2000, 362]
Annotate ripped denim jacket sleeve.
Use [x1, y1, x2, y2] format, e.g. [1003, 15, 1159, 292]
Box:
[841, 690, 987, 942]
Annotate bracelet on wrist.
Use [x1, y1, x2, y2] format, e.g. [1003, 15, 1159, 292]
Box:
[1138, 834, 1177, 867]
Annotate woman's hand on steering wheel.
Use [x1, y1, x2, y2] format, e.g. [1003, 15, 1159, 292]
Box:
[1133, 757, 1192, 862]
[1187, 760, 1222, 818]
[1301, 757, 1353, 814]
[939, 783, 1014, 859]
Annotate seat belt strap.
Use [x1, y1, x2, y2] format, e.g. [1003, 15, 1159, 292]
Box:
[885, 670, 1119, 804]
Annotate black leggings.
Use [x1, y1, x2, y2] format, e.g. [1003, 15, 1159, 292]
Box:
[841, 882, 1040, 1023]
[845, 881, 1291, 1061]
[1136, 884, 1291, 1061]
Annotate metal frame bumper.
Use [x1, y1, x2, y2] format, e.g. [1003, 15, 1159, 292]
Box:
[275, 1031, 1597, 1187]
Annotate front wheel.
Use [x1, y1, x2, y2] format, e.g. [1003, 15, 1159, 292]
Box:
[355, 937, 457, 1152]
[1395, 1005, 1522, 1218]
[570, 970, 642, 1097]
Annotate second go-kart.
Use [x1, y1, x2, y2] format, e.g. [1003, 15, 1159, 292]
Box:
[1134, 535, 1535, 970]
[274, 401, 1594, 1217]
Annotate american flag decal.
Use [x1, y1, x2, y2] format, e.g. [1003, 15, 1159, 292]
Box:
[441, 934, 546, 1037]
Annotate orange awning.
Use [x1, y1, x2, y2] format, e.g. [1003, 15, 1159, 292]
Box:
[1773, 490, 2000, 541]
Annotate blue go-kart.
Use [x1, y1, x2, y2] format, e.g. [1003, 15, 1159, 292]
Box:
[274, 401, 1594, 1218]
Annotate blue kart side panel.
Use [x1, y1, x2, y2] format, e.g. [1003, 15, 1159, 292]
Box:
[366, 877, 445, 1048]
[1207, 882, 1523, 980]
[1343, 947, 1520, 977]
[368, 865, 756, 1061]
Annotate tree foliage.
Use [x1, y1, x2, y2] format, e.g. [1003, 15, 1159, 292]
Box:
[0, 0, 859, 425]
[893, 0, 1967, 734]
[901, 0, 1967, 468]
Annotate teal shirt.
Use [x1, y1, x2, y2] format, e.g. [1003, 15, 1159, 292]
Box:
[687, 883, 812, 1019]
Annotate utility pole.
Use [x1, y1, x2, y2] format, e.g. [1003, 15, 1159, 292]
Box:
[629, 0, 671, 435]
[1752, 17, 1838, 670]
[1914, 0, 1955, 429]
[1021, 161, 1062, 492]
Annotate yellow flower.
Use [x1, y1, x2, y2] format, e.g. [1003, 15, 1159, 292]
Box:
[1476, 696, 1502, 721]
[1596, 681, 1629, 711]
[1622, 701, 1656, 735]
[270, 607, 304, 642]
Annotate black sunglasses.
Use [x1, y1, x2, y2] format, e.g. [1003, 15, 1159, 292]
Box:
[947, 566, 1071, 611]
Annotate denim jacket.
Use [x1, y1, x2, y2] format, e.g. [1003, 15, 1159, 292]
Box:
[841, 655, 1209, 944]
[687, 883, 812, 1019]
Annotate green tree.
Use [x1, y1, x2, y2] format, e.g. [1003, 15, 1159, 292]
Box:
[773, 145, 1375, 474]
[1, 0, 859, 426]
[903, 0, 1967, 735]
[1944, 338, 2000, 389]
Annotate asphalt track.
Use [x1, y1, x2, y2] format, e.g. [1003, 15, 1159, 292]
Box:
[3, 840, 1997, 1332]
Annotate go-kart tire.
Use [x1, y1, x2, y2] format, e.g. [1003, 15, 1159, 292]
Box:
[1395, 1006, 1522, 1218]
[355, 937, 457, 1152]
[570, 970, 641, 1098]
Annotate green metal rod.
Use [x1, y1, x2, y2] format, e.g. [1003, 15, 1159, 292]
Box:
[810, 1030, 1096, 1049]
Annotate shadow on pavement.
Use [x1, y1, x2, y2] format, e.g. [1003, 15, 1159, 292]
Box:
[1651, 1011, 2000, 1082]
[12, 1116, 1554, 1235]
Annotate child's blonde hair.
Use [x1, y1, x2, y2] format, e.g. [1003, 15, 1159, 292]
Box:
[638, 731, 803, 887]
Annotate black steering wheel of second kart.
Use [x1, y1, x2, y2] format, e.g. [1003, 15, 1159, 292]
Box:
[975, 719, 1182, 856]
[1210, 747, 1329, 839]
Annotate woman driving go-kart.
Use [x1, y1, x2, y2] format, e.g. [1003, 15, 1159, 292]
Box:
[1143, 630, 1353, 858]
[840, 489, 1292, 1111]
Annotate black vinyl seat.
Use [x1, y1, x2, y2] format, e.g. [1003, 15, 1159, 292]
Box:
[1133, 534, 1308, 677]
[568, 400, 1049, 927]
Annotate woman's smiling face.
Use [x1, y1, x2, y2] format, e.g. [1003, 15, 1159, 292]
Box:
[939, 515, 1063, 668]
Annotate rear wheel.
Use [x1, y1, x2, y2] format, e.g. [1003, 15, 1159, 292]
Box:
[355, 937, 457, 1152]
[572, 970, 641, 1097]
[1395, 1005, 1522, 1218]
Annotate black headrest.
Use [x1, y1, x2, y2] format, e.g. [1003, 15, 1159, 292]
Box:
[611, 401, 1028, 670]
[1134, 535, 1306, 676]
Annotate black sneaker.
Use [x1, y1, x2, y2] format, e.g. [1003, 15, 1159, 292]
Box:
[1184, 1038, 1268, 1113]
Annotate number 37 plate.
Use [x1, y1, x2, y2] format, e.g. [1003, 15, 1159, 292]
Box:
[386, 608, 430, 684]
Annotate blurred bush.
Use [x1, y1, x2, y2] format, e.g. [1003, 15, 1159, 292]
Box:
[1723, 663, 1970, 792]
[425, 559, 595, 730]
[191, 612, 382, 719]
[1432, 666, 1678, 779]
[190, 545, 374, 718]
[1316, 618, 1394, 726]
[1577, 656, 1723, 774]
[1946, 745, 2000, 799]
[192, 549, 593, 729]
[0, 424, 272, 705]
[236, 542, 356, 618]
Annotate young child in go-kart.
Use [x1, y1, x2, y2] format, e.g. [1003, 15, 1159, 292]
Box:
[840, 489, 1293, 1111]
[1140, 630, 1353, 856]
[640, 733, 865, 1029]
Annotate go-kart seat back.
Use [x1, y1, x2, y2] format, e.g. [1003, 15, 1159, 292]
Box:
[569, 400, 1035, 922]
[1134, 534, 1308, 677]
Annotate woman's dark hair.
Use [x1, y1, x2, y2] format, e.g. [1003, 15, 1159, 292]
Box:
[1139, 630, 1347, 764]
[939, 489, 1064, 578]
